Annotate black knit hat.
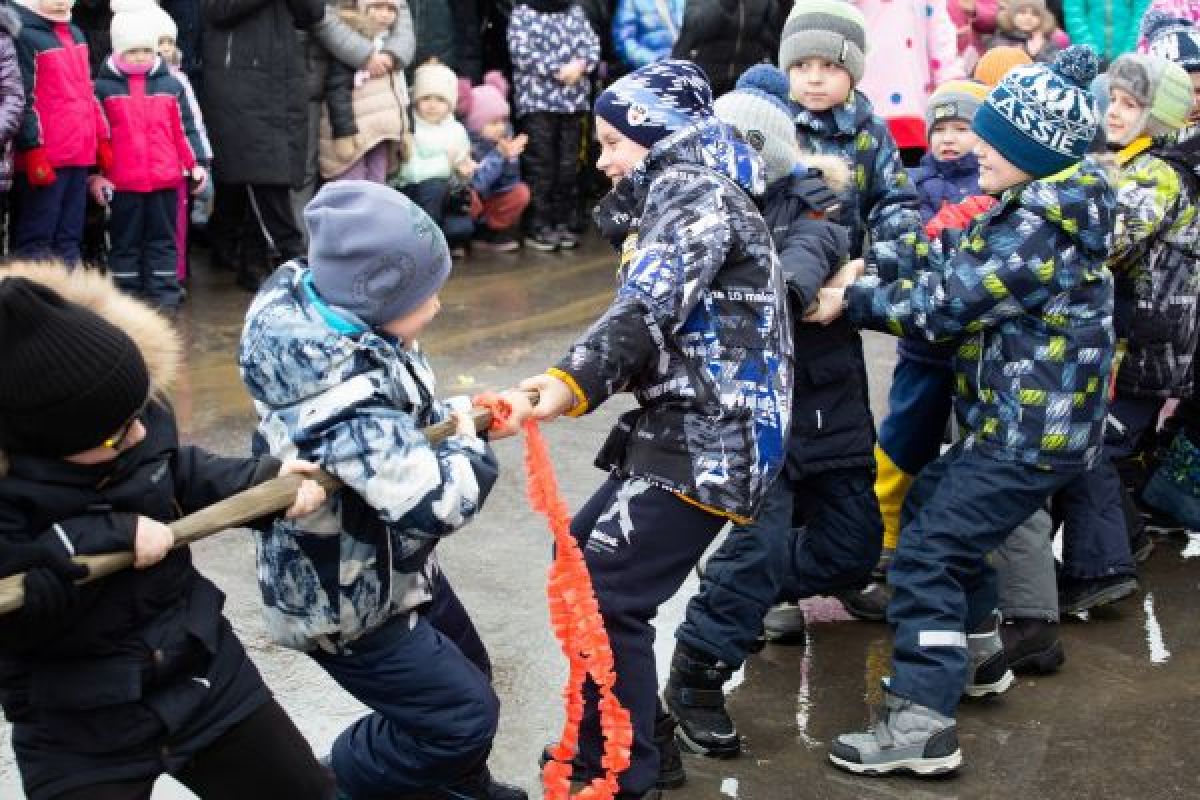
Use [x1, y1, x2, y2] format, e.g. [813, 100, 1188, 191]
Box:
[0, 277, 150, 457]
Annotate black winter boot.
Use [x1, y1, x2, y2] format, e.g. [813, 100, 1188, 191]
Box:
[663, 643, 740, 758]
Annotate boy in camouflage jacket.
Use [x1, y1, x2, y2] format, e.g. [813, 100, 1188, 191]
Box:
[810, 48, 1117, 777]
[239, 181, 526, 800]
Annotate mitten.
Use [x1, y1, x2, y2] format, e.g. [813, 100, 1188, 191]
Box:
[96, 139, 114, 174]
[24, 148, 55, 187]
[334, 137, 356, 161]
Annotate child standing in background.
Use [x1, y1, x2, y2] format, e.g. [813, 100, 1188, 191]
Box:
[320, 0, 410, 184]
[89, 0, 207, 311]
[148, 2, 210, 289]
[508, 0, 600, 251]
[990, 0, 1063, 63]
[460, 70, 531, 252]
[12, 0, 109, 263]
[394, 62, 475, 256]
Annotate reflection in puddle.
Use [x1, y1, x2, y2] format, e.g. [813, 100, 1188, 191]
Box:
[1143, 593, 1171, 665]
[794, 629, 820, 748]
[720, 777, 739, 798]
[1183, 533, 1200, 559]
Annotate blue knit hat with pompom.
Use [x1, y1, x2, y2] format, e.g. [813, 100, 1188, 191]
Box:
[1143, 11, 1200, 73]
[972, 45, 1101, 179]
[713, 65, 800, 182]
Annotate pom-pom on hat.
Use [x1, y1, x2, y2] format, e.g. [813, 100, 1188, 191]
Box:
[1143, 11, 1200, 73]
[412, 63, 459, 110]
[973, 45, 1101, 179]
[460, 71, 511, 133]
[714, 65, 801, 183]
[778, 0, 867, 83]
[973, 45, 1033, 87]
[594, 59, 714, 150]
[1106, 53, 1195, 144]
[305, 181, 451, 328]
[0, 277, 150, 457]
[110, 0, 163, 56]
[925, 79, 989, 134]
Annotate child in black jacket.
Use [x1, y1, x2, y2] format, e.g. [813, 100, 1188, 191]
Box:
[0, 264, 330, 800]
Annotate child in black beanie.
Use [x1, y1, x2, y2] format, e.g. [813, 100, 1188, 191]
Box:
[0, 264, 330, 800]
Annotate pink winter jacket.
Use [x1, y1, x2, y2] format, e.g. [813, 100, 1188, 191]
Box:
[855, 0, 965, 151]
[946, 0, 998, 69]
[94, 58, 204, 193]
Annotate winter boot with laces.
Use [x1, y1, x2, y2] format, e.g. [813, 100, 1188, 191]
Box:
[663, 643, 740, 758]
[963, 610, 1014, 698]
[829, 688, 962, 776]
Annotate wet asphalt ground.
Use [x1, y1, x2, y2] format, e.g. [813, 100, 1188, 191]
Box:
[2, 241, 1198, 799]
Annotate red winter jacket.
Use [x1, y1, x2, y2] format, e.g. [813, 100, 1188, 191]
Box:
[94, 57, 205, 192]
[13, 5, 107, 169]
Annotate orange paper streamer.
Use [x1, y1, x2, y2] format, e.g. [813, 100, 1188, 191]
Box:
[472, 394, 633, 800]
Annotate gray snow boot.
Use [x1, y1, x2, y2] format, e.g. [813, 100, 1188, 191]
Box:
[829, 689, 962, 776]
[964, 610, 1014, 698]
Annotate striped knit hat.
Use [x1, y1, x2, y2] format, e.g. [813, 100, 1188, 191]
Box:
[778, 0, 867, 83]
[926, 80, 990, 135]
[973, 45, 1101, 179]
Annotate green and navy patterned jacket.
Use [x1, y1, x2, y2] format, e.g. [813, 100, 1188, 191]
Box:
[1108, 136, 1200, 398]
[850, 159, 1117, 469]
[789, 89, 922, 257]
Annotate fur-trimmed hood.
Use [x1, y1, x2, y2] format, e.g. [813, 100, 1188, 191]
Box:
[0, 264, 181, 473]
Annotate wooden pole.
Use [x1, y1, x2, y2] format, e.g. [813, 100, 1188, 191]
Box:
[0, 397, 521, 615]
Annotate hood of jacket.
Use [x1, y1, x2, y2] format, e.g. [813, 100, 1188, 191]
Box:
[239, 261, 415, 412]
[595, 118, 766, 245]
[1002, 158, 1113, 263]
[0, 263, 181, 476]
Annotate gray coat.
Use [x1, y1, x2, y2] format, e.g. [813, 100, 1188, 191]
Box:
[304, 1, 414, 102]
[0, 3, 22, 193]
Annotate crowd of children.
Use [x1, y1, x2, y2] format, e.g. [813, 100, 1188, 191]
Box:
[2, 0, 1200, 798]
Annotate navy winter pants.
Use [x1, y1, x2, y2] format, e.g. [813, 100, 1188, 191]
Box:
[12, 167, 87, 264]
[570, 476, 727, 796]
[888, 444, 1079, 717]
[1056, 394, 1162, 582]
[311, 572, 499, 798]
[675, 466, 882, 667]
[109, 189, 181, 310]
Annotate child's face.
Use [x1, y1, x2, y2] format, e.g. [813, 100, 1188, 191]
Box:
[158, 37, 178, 62]
[1105, 87, 1145, 145]
[788, 59, 854, 112]
[63, 417, 147, 465]
[480, 120, 508, 142]
[382, 293, 442, 342]
[39, 0, 72, 18]
[1013, 5, 1042, 33]
[595, 118, 649, 183]
[1190, 72, 1200, 124]
[974, 138, 1031, 193]
[930, 119, 979, 162]
[122, 47, 156, 66]
[415, 96, 451, 124]
[365, 3, 398, 29]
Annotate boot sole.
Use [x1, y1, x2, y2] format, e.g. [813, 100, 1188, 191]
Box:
[1008, 640, 1065, 675]
[828, 749, 962, 776]
[675, 728, 742, 759]
[1061, 581, 1138, 615]
[963, 668, 1014, 698]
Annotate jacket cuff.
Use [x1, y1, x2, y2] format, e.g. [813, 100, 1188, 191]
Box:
[547, 367, 590, 418]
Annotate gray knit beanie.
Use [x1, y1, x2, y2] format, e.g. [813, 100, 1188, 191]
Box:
[778, 0, 867, 84]
[305, 181, 451, 328]
[714, 65, 801, 183]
